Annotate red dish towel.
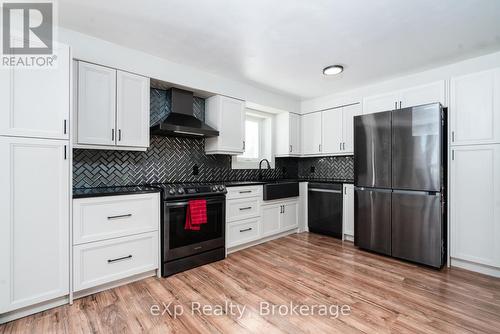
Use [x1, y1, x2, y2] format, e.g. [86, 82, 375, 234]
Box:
[185, 199, 207, 231]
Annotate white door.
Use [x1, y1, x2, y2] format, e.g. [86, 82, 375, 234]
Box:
[281, 202, 299, 231]
[322, 108, 343, 154]
[0, 44, 70, 139]
[450, 69, 500, 145]
[261, 204, 281, 237]
[77, 62, 117, 146]
[362, 91, 399, 114]
[220, 97, 245, 153]
[116, 71, 150, 148]
[450, 145, 500, 267]
[342, 184, 355, 239]
[301, 112, 322, 155]
[400, 81, 446, 108]
[342, 103, 362, 154]
[289, 113, 301, 155]
[0, 137, 69, 313]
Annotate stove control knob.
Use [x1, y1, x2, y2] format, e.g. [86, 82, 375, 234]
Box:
[212, 186, 218, 192]
[177, 188, 185, 195]
[218, 185, 225, 191]
[168, 188, 175, 195]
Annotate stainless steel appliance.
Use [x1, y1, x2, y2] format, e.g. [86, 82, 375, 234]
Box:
[354, 103, 446, 268]
[155, 183, 227, 276]
[308, 183, 343, 238]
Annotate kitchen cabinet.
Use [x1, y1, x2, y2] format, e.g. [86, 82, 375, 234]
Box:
[322, 104, 362, 155]
[275, 112, 301, 156]
[0, 137, 69, 314]
[363, 81, 446, 114]
[450, 145, 500, 269]
[205, 95, 246, 155]
[300, 112, 322, 155]
[450, 69, 500, 146]
[76, 61, 150, 150]
[0, 44, 70, 140]
[281, 201, 299, 230]
[342, 184, 354, 241]
[261, 200, 299, 237]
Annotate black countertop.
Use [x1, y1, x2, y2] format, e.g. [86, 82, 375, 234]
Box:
[73, 185, 161, 199]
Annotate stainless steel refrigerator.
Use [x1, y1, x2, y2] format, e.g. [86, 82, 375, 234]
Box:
[354, 103, 446, 268]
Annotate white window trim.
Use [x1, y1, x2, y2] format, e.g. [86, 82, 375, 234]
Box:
[232, 109, 275, 169]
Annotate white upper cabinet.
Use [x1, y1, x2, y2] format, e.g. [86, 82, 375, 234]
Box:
[450, 145, 500, 268]
[275, 112, 301, 156]
[342, 103, 362, 153]
[322, 107, 343, 154]
[116, 71, 150, 148]
[0, 137, 69, 313]
[0, 44, 70, 140]
[363, 80, 446, 115]
[450, 69, 500, 146]
[301, 112, 322, 155]
[76, 61, 150, 150]
[205, 95, 245, 155]
[77, 62, 117, 146]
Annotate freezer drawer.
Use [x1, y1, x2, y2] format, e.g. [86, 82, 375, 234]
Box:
[354, 188, 391, 255]
[392, 103, 442, 191]
[391, 190, 443, 268]
[354, 111, 392, 188]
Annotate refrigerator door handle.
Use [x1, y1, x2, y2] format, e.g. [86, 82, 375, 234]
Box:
[392, 189, 440, 196]
[354, 187, 392, 193]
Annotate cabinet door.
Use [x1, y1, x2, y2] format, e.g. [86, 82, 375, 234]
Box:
[274, 112, 291, 156]
[0, 137, 69, 313]
[450, 69, 500, 145]
[400, 81, 446, 108]
[281, 202, 299, 231]
[342, 103, 362, 154]
[301, 112, 322, 155]
[261, 204, 281, 237]
[289, 113, 301, 155]
[343, 184, 354, 239]
[450, 145, 500, 267]
[362, 92, 399, 114]
[322, 108, 343, 154]
[220, 97, 245, 153]
[116, 71, 150, 148]
[0, 44, 70, 139]
[77, 62, 117, 146]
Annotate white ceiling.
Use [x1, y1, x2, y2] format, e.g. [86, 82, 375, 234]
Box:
[58, 0, 500, 100]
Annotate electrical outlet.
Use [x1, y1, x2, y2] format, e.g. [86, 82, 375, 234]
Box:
[192, 164, 199, 176]
[310, 166, 315, 173]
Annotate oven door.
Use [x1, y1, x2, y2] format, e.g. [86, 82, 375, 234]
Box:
[163, 195, 225, 261]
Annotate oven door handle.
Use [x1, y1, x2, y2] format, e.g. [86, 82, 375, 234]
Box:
[165, 197, 225, 207]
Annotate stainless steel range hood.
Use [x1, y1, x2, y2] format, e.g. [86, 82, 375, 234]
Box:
[150, 87, 219, 138]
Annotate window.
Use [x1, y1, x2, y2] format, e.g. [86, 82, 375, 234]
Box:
[232, 109, 274, 169]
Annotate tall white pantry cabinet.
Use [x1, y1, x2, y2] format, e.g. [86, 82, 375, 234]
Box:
[0, 44, 71, 322]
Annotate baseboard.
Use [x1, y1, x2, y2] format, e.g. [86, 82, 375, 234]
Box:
[0, 296, 69, 324]
[227, 229, 299, 254]
[73, 269, 158, 299]
[451, 258, 500, 278]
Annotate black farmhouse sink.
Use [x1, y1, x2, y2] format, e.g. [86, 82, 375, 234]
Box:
[263, 181, 299, 201]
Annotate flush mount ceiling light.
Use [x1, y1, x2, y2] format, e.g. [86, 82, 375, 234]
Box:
[323, 65, 344, 76]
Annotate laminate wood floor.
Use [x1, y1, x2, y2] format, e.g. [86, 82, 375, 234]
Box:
[2, 233, 500, 333]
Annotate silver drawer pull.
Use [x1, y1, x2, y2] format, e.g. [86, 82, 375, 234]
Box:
[240, 228, 253, 233]
[239, 190, 252, 194]
[239, 207, 252, 211]
[107, 255, 132, 263]
[107, 214, 132, 220]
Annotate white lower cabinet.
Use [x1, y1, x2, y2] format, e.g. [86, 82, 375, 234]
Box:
[72, 193, 160, 294]
[227, 218, 261, 248]
[0, 137, 69, 314]
[450, 145, 500, 269]
[342, 184, 354, 241]
[281, 202, 299, 230]
[261, 200, 299, 238]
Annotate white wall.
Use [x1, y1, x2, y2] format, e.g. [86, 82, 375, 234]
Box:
[58, 27, 299, 113]
[301, 50, 500, 113]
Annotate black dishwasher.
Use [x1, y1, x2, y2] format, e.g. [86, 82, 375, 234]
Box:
[308, 183, 343, 238]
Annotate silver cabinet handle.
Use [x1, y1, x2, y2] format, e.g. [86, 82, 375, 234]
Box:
[395, 101, 397, 110]
[289, 145, 292, 153]
[107, 214, 132, 220]
[63, 119, 67, 134]
[318, 144, 322, 152]
[283, 205, 285, 214]
[64, 145, 67, 160]
[240, 228, 252, 233]
[399, 101, 402, 109]
[239, 207, 252, 211]
[108, 255, 132, 263]
[452, 131, 455, 142]
[118, 129, 122, 141]
[452, 150, 455, 161]
[343, 142, 345, 150]
[239, 190, 252, 194]
[344, 187, 347, 195]
[111, 129, 115, 141]
[243, 141, 245, 150]
[339, 142, 342, 151]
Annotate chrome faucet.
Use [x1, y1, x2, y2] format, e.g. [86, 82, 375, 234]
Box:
[258, 159, 271, 180]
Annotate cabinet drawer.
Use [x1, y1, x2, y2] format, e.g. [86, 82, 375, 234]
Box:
[73, 232, 158, 292]
[227, 218, 260, 248]
[226, 186, 262, 200]
[227, 197, 260, 222]
[73, 193, 160, 245]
